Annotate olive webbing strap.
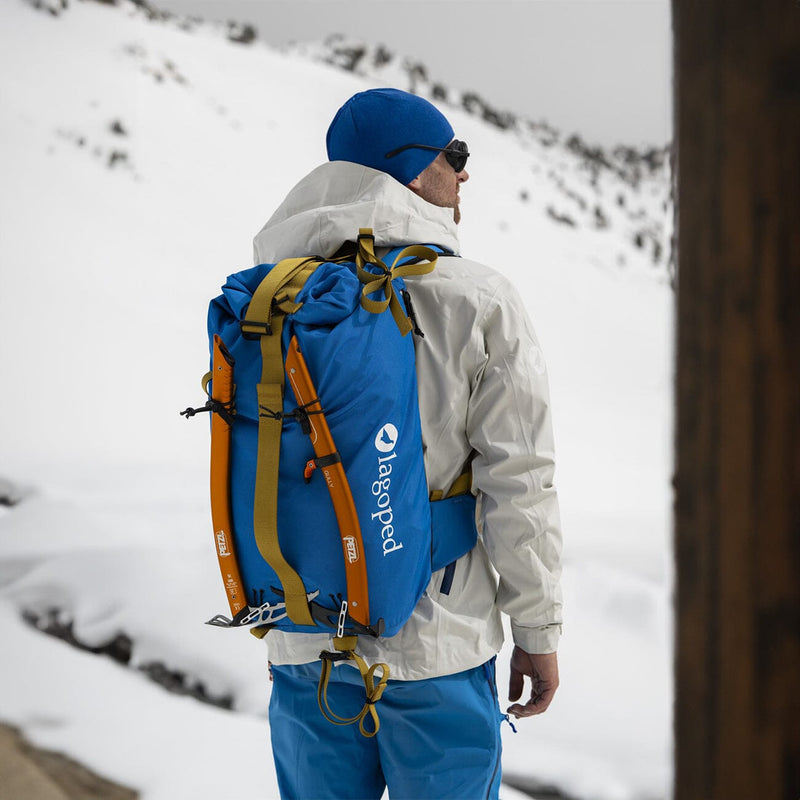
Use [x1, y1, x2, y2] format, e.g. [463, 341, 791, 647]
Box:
[355, 229, 438, 336]
[429, 469, 473, 503]
[317, 635, 390, 738]
[241, 256, 322, 628]
[243, 257, 318, 335]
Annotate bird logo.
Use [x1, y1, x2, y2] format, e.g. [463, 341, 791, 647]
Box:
[374, 423, 398, 453]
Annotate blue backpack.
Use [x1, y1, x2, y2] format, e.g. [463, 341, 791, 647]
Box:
[186, 229, 478, 735]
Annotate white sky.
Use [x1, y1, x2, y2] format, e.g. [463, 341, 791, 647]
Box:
[154, 0, 673, 147]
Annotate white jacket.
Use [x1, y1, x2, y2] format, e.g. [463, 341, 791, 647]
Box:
[253, 161, 563, 680]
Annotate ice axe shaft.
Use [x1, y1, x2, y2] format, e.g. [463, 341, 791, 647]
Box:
[208, 334, 247, 617]
[284, 335, 370, 628]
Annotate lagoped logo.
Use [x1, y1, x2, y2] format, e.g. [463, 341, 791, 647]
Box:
[371, 422, 403, 556]
[374, 423, 398, 453]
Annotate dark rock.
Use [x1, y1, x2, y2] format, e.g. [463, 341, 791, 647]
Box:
[21, 609, 234, 710]
[227, 21, 256, 45]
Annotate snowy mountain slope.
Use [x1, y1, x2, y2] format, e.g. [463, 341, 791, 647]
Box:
[289, 34, 673, 276]
[0, 2, 673, 798]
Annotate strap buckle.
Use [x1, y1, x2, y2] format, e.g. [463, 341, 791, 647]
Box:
[240, 319, 272, 339]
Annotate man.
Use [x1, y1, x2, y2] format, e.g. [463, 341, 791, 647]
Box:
[255, 88, 562, 800]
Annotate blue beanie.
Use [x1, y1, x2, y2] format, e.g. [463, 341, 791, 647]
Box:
[326, 88, 454, 185]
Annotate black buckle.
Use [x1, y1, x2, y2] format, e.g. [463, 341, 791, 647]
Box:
[240, 319, 272, 339]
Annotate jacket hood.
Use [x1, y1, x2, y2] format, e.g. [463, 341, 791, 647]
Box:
[253, 161, 461, 264]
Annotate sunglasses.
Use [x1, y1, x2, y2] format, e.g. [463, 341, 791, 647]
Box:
[384, 139, 470, 174]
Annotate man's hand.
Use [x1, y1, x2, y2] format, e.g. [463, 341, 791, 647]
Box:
[506, 647, 559, 718]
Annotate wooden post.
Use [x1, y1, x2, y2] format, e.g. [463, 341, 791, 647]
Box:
[674, 1, 800, 798]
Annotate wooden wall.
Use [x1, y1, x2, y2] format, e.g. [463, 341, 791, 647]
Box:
[673, 1, 800, 798]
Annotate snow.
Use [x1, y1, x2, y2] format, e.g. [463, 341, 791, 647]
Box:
[0, 1, 674, 798]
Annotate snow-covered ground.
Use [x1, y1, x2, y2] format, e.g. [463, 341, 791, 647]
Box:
[0, 2, 674, 798]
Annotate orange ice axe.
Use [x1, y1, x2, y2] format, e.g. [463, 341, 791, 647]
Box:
[207, 334, 248, 618]
[284, 335, 371, 628]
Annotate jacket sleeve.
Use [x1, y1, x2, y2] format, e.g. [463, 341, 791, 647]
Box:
[466, 276, 563, 654]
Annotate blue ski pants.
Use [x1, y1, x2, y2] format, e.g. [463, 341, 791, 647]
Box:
[268, 658, 504, 800]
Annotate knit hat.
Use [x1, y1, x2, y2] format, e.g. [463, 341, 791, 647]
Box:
[326, 88, 454, 185]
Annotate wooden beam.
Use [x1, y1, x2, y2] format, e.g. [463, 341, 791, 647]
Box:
[674, 1, 800, 798]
